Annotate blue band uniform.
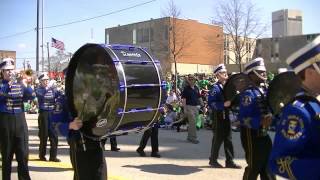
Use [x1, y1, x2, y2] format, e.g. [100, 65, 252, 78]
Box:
[269, 92, 320, 180]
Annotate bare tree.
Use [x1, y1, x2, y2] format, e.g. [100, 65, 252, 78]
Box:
[162, 0, 192, 90]
[213, 0, 267, 72]
[40, 50, 71, 72]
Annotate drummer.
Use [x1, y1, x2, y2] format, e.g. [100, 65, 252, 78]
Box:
[52, 70, 107, 180]
[269, 36, 320, 179]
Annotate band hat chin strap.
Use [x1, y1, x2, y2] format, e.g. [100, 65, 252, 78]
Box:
[253, 70, 267, 81]
[312, 62, 320, 75]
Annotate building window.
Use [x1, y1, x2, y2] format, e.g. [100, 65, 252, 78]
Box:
[132, 29, 136, 44]
[164, 26, 168, 40]
[137, 28, 154, 43]
[137, 29, 143, 43]
[106, 33, 109, 44]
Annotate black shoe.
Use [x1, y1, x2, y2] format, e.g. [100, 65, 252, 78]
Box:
[209, 161, 224, 168]
[111, 147, 120, 152]
[151, 152, 161, 158]
[136, 149, 146, 157]
[225, 162, 241, 169]
[187, 138, 199, 144]
[39, 156, 47, 161]
[49, 158, 61, 162]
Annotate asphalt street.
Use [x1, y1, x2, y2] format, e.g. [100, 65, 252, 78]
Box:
[3, 114, 285, 180]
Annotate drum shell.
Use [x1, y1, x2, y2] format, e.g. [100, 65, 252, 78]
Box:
[66, 44, 166, 137]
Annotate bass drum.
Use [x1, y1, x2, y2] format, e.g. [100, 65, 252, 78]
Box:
[65, 44, 166, 138]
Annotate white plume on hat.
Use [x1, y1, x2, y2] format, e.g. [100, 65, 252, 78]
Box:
[244, 57, 266, 74]
[213, 64, 227, 74]
[38, 72, 49, 80]
[286, 36, 320, 74]
[0, 58, 15, 70]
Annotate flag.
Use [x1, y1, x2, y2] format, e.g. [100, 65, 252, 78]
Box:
[51, 38, 65, 50]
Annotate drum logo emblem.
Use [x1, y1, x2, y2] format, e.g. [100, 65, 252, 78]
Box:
[96, 118, 108, 127]
[120, 51, 141, 58]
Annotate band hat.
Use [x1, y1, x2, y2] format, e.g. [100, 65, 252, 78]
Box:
[38, 72, 49, 80]
[0, 58, 15, 70]
[286, 36, 320, 74]
[244, 57, 266, 74]
[277, 68, 288, 74]
[213, 64, 227, 74]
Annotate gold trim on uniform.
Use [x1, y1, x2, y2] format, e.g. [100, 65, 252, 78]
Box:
[277, 156, 297, 180]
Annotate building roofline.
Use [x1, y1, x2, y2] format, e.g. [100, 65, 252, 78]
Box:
[105, 17, 222, 29]
[259, 33, 320, 40]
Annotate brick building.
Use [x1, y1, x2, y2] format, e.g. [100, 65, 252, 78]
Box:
[105, 17, 223, 75]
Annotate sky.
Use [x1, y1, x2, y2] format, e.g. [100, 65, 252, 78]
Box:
[0, 0, 319, 70]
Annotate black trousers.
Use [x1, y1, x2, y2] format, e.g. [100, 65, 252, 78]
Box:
[0, 112, 31, 180]
[240, 127, 276, 180]
[137, 125, 159, 153]
[110, 136, 117, 149]
[38, 111, 58, 159]
[68, 136, 107, 180]
[209, 110, 235, 164]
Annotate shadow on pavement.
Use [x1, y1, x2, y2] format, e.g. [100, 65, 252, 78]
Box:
[123, 164, 203, 175]
[0, 166, 73, 172]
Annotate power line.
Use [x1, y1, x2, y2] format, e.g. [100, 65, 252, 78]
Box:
[43, 0, 156, 29]
[0, 28, 35, 40]
[0, 0, 157, 39]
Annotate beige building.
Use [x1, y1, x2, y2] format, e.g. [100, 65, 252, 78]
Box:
[105, 17, 223, 75]
[254, 33, 319, 73]
[224, 34, 256, 72]
[272, 9, 303, 37]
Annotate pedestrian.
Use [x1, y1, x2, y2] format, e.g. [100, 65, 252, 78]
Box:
[269, 36, 320, 180]
[208, 64, 241, 169]
[238, 58, 276, 180]
[35, 72, 60, 162]
[52, 89, 108, 180]
[0, 58, 35, 180]
[181, 74, 203, 144]
[136, 123, 161, 158]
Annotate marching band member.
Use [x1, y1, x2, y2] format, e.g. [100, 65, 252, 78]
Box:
[238, 58, 276, 180]
[35, 72, 60, 162]
[0, 58, 35, 180]
[52, 70, 107, 180]
[269, 36, 320, 180]
[208, 64, 240, 169]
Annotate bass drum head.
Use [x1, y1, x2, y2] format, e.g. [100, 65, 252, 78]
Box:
[267, 71, 301, 115]
[66, 44, 121, 136]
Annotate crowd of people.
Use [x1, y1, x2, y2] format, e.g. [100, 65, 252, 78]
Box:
[0, 36, 319, 180]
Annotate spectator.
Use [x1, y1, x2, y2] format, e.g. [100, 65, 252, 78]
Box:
[181, 74, 203, 144]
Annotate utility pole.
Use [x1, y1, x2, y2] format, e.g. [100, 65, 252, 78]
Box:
[41, 0, 44, 72]
[47, 42, 50, 72]
[36, 0, 40, 72]
[23, 59, 26, 70]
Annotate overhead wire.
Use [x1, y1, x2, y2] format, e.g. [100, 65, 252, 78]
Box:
[0, 0, 156, 39]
